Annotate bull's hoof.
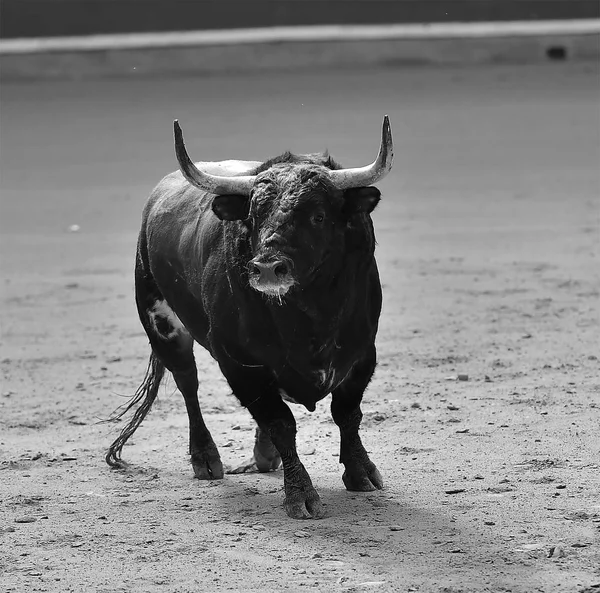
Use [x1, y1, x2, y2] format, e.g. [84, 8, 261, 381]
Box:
[226, 453, 281, 475]
[191, 451, 224, 480]
[255, 448, 282, 473]
[284, 488, 325, 520]
[253, 428, 281, 472]
[342, 463, 383, 492]
[226, 443, 282, 475]
[227, 458, 258, 474]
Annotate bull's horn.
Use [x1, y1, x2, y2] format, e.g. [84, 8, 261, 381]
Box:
[329, 115, 394, 189]
[174, 120, 256, 195]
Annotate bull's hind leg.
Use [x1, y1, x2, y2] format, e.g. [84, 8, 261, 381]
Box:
[331, 344, 383, 492]
[229, 426, 282, 474]
[107, 259, 223, 479]
[142, 293, 223, 480]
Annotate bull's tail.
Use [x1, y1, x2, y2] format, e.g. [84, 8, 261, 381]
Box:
[105, 351, 165, 467]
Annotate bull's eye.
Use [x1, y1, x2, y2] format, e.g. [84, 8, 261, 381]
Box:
[312, 213, 325, 225]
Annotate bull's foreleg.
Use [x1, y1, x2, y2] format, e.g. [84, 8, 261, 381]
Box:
[219, 360, 324, 519]
[331, 344, 383, 492]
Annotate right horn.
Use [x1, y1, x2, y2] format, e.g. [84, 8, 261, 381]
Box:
[174, 120, 256, 195]
[328, 115, 394, 190]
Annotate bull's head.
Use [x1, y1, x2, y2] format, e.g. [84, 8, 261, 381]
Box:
[173, 117, 393, 299]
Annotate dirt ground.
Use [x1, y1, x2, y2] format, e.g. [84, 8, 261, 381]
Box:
[1, 62, 599, 593]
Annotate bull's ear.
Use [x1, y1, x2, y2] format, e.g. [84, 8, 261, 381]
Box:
[212, 195, 249, 221]
[342, 187, 381, 216]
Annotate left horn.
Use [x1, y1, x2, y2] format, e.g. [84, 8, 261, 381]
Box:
[328, 115, 394, 189]
[174, 120, 256, 195]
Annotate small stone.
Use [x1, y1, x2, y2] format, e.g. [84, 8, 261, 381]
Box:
[445, 489, 466, 495]
[312, 553, 322, 558]
[484, 375, 492, 382]
[487, 485, 515, 493]
[15, 516, 37, 523]
[456, 428, 469, 434]
[473, 474, 484, 480]
[410, 403, 421, 409]
[252, 524, 266, 531]
[548, 545, 566, 558]
[457, 374, 469, 381]
[484, 521, 496, 526]
[294, 530, 310, 538]
[447, 405, 459, 411]
[571, 543, 589, 548]
[556, 484, 566, 490]
[449, 549, 463, 553]
[389, 525, 405, 531]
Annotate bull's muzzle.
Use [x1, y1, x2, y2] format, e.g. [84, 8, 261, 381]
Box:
[248, 256, 295, 297]
[251, 260, 290, 282]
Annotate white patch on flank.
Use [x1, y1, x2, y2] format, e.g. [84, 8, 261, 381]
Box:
[148, 299, 188, 340]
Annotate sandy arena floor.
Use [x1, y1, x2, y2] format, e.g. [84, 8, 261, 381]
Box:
[1, 62, 599, 592]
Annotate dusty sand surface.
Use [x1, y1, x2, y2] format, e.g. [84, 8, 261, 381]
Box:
[1, 62, 599, 592]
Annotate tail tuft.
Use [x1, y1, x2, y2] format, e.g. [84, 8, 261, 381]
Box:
[105, 352, 165, 467]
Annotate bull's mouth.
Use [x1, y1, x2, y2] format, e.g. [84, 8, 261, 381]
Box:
[249, 277, 295, 298]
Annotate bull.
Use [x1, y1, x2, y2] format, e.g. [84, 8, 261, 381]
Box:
[106, 116, 394, 519]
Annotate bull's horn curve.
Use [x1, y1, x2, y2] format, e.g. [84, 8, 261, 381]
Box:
[329, 115, 394, 190]
[174, 120, 256, 195]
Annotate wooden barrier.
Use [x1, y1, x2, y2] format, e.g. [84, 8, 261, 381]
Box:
[2, 0, 599, 39]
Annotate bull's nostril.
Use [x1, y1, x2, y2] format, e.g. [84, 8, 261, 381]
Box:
[251, 264, 261, 276]
[274, 263, 288, 277]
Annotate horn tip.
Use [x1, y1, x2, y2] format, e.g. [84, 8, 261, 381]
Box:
[173, 120, 184, 147]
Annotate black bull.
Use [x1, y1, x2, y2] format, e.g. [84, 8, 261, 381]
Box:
[106, 117, 394, 519]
